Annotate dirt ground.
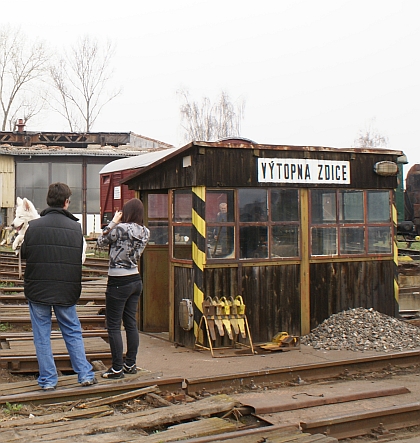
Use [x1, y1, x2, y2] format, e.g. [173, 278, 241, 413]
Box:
[0, 368, 34, 384]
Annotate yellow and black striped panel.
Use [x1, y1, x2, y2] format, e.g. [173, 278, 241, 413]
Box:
[392, 202, 399, 306]
[192, 186, 206, 335]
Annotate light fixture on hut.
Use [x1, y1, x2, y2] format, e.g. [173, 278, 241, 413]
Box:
[373, 161, 398, 176]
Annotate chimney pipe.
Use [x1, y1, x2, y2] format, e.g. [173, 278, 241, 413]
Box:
[16, 119, 25, 133]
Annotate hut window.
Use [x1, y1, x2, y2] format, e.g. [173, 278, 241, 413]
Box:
[238, 189, 268, 259]
[311, 190, 338, 255]
[271, 189, 300, 258]
[173, 190, 192, 259]
[339, 191, 365, 254]
[206, 190, 235, 259]
[147, 194, 168, 245]
[205, 188, 300, 260]
[367, 191, 391, 222]
[310, 189, 392, 257]
[367, 191, 392, 254]
[312, 227, 337, 255]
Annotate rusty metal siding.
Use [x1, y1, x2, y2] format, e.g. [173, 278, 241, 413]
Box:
[241, 264, 301, 342]
[309, 260, 396, 330]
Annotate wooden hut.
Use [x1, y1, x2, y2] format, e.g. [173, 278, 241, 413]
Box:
[123, 138, 406, 346]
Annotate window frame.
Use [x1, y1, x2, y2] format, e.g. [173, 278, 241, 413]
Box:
[309, 189, 393, 258]
[206, 187, 301, 262]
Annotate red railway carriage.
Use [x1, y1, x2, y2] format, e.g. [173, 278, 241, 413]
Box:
[99, 148, 179, 228]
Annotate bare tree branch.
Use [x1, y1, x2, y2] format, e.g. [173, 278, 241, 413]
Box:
[354, 118, 389, 148]
[178, 89, 245, 142]
[0, 25, 48, 130]
[48, 35, 121, 132]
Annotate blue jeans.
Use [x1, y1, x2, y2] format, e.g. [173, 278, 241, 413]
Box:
[28, 302, 95, 388]
[105, 278, 142, 371]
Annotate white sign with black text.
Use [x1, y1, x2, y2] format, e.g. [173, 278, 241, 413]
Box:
[114, 186, 121, 200]
[258, 158, 350, 184]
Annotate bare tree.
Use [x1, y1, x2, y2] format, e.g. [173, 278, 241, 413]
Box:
[178, 89, 245, 142]
[49, 36, 121, 132]
[0, 26, 48, 131]
[354, 118, 389, 148]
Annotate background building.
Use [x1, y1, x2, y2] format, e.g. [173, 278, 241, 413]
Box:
[0, 127, 173, 234]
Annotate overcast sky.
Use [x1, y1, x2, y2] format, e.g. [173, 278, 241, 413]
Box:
[3, 0, 419, 176]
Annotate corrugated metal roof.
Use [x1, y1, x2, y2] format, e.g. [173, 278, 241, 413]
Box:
[0, 144, 167, 158]
[99, 147, 182, 174]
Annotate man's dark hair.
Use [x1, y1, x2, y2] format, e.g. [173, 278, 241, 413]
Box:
[122, 198, 144, 225]
[47, 183, 72, 208]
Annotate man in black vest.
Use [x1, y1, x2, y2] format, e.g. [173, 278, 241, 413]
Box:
[21, 183, 97, 390]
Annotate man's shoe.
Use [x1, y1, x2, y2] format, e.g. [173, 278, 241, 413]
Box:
[81, 377, 98, 386]
[101, 367, 124, 379]
[42, 385, 56, 391]
[123, 363, 137, 374]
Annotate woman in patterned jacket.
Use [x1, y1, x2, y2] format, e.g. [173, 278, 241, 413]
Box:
[97, 198, 150, 378]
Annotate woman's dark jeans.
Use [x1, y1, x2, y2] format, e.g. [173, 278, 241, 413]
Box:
[105, 278, 143, 370]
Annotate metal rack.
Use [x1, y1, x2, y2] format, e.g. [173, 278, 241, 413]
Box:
[194, 296, 254, 357]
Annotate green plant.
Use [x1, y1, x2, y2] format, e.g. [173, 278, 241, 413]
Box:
[0, 281, 15, 288]
[0, 323, 11, 332]
[4, 402, 23, 414]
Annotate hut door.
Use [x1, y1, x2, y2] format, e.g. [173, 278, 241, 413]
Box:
[141, 193, 169, 332]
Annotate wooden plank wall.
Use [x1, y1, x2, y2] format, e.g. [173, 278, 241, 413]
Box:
[241, 264, 301, 342]
[173, 266, 194, 347]
[174, 265, 301, 345]
[309, 260, 396, 330]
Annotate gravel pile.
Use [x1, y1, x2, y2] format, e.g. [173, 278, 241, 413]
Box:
[301, 307, 420, 352]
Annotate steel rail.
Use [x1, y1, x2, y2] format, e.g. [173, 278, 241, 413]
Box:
[301, 402, 420, 439]
[184, 349, 420, 394]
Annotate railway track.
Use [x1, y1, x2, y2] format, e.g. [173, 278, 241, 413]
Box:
[1, 350, 420, 442]
[0, 252, 110, 373]
[0, 250, 109, 280]
[2, 249, 420, 441]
